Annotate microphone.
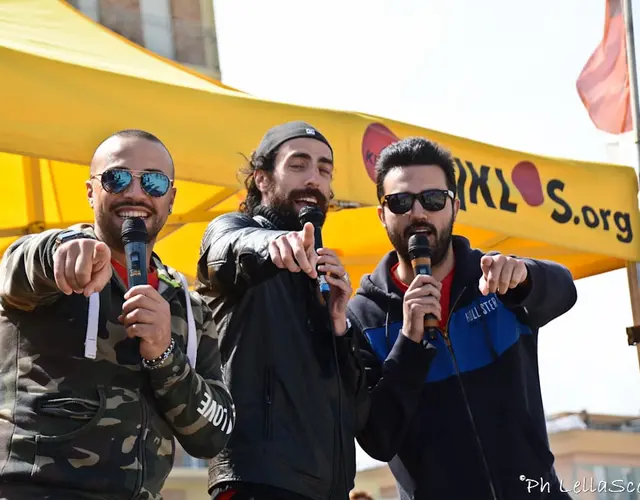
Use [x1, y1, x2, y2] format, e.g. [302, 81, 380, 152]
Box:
[121, 217, 148, 289]
[408, 233, 440, 341]
[298, 206, 330, 300]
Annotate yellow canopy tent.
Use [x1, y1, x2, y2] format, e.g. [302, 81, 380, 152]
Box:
[1, 0, 639, 290]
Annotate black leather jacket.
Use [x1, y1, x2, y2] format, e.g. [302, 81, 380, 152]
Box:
[196, 207, 369, 500]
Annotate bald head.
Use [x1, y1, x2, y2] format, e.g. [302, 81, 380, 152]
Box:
[86, 129, 177, 255]
[90, 129, 174, 176]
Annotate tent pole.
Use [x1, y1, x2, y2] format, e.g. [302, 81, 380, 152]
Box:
[622, 0, 640, 368]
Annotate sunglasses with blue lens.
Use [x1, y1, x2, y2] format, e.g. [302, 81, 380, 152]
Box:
[93, 168, 173, 198]
[380, 189, 454, 214]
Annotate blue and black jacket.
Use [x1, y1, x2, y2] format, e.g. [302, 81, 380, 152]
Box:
[347, 236, 577, 500]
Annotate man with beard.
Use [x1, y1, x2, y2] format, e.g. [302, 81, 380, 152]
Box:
[347, 137, 577, 500]
[197, 121, 425, 500]
[0, 129, 234, 500]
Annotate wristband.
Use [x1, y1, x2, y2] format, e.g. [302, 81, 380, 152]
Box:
[54, 229, 94, 250]
[141, 338, 176, 370]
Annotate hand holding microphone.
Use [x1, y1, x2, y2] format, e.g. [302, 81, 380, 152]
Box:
[117, 218, 172, 361]
[401, 234, 442, 343]
[298, 206, 352, 336]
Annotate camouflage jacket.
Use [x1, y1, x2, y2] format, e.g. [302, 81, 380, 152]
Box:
[0, 225, 235, 499]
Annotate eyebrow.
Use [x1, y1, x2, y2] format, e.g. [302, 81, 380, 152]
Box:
[289, 152, 334, 167]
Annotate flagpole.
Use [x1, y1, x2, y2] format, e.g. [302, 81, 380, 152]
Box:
[621, 0, 640, 368]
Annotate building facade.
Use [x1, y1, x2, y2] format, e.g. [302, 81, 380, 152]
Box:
[66, 0, 221, 80]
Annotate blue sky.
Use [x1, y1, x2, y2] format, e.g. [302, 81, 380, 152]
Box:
[212, 0, 640, 465]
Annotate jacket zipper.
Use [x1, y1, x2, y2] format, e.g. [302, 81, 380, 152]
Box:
[130, 390, 148, 500]
[442, 285, 466, 348]
[441, 285, 499, 500]
[263, 367, 273, 441]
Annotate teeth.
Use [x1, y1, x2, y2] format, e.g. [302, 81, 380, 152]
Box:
[297, 198, 317, 204]
[117, 211, 148, 219]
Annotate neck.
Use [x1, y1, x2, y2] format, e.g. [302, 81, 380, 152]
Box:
[110, 244, 155, 270]
[397, 244, 455, 285]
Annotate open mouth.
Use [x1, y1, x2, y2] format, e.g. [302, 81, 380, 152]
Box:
[115, 208, 151, 220]
[294, 197, 318, 208]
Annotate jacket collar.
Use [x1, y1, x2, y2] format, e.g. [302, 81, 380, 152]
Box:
[252, 205, 302, 231]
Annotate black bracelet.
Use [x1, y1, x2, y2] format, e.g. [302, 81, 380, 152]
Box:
[141, 339, 176, 370]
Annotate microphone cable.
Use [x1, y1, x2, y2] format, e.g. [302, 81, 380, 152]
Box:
[440, 287, 499, 500]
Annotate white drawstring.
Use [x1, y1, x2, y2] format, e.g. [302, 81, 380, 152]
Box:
[179, 273, 198, 369]
[85, 292, 99, 359]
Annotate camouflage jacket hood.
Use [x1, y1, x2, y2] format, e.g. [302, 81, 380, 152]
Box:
[0, 224, 234, 499]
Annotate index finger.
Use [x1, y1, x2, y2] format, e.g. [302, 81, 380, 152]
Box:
[317, 248, 337, 257]
[408, 274, 442, 291]
[302, 223, 315, 250]
[124, 284, 162, 303]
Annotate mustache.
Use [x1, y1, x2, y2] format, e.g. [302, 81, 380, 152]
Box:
[289, 188, 328, 207]
[111, 200, 155, 214]
[405, 222, 437, 238]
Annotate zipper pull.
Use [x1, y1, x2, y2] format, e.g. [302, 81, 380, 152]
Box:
[441, 329, 452, 348]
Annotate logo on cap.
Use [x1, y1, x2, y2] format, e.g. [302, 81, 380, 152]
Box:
[305, 128, 316, 135]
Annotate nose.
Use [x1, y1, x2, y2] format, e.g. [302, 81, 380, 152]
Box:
[122, 176, 147, 199]
[305, 166, 321, 188]
[410, 198, 427, 217]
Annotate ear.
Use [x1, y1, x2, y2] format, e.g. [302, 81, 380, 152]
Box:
[168, 186, 177, 211]
[453, 198, 460, 220]
[377, 205, 386, 227]
[254, 170, 270, 194]
[86, 180, 95, 208]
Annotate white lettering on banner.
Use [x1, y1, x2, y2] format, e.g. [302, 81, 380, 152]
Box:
[197, 392, 232, 432]
[464, 297, 499, 323]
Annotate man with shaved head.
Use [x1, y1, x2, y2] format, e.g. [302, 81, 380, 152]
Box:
[0, 129, 234, 500]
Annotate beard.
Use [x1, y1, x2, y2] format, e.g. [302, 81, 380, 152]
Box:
[388, 215, 454, 268]
[268, 187, 329, 230]
[95, 202, 163, 252]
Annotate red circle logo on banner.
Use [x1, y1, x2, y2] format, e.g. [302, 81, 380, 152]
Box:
[361, 123, 400, 182]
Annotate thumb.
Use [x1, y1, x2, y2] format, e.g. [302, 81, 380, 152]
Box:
[480, 255, 493, 276]
[302, 222, 315, 249]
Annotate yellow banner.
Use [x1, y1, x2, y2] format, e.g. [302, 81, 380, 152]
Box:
[354, 120, 640, 262]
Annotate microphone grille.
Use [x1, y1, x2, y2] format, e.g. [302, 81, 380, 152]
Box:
[121, 217, 148, 244]
[408, 233, 430, 259]
[298, 205, 325, 227]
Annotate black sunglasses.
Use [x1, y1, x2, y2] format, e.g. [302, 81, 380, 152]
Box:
[92, 168, 173, 198]
[380, 189, 454, 215]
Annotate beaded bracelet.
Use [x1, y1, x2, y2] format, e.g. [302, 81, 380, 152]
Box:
[141, 338, 176, 371]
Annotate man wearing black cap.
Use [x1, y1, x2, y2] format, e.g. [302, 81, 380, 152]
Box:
[196, 121, 368, 500]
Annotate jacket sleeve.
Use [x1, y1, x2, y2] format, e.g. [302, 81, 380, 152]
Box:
[347, 307, 437, 462]
[0, 230, 64, 311]
[333, 328, 370, 432]
[499, 257, 577, 329]
[197, 213, 289, 295]
[148, 295, 235, 459]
